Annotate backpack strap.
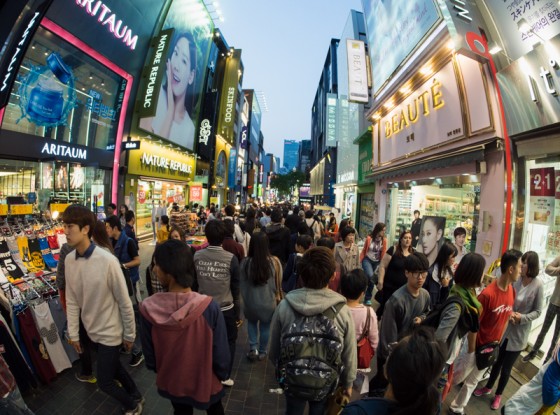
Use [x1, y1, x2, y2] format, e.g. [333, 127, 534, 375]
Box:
[322, 302, 345, 320]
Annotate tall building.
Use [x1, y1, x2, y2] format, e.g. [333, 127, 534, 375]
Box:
[283, 139, 300, 172]
[299, 139, 311, 173]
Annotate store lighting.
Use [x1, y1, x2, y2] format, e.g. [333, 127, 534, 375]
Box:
[447, 40, 455, 51]
[488, 42, 502, 55]
[89, 73, 93, 80]
[420, 65, 431, 76]
[517, 18, 531, 33]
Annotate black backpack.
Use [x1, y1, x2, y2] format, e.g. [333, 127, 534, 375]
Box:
[277, 302, 345, 401]
[421, 295, 465, 346]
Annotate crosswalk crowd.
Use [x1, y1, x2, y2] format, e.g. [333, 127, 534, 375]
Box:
[3, 202, 560, 415]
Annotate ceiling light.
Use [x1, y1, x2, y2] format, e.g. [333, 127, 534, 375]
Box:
[420, 66, 431, 76]
[89, 73, 93, 80]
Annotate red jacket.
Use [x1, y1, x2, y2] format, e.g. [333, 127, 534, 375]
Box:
[360, 236, 387, 263]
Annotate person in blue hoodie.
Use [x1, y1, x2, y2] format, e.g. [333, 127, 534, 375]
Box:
[140, 239, 230, 415]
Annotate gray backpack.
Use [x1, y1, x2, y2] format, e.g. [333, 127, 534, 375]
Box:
[277, 302, 344, 401]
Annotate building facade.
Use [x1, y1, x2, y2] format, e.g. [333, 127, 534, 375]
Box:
[282, 139, 300, 172]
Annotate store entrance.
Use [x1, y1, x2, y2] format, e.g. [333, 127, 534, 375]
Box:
[136, 179, 187, 240]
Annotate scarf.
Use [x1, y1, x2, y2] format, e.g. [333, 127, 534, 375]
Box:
[449, 284, 482, 315]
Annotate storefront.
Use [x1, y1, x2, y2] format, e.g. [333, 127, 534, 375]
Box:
[125, 139, 196, 239]
[367, 52, 505, 261]
[498, 34, 560, 354]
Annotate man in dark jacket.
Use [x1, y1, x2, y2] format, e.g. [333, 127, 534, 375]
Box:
[285, 206, 303, 234]
[265, 208, 291, 265]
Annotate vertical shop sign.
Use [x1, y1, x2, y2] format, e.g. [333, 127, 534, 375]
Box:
[346, 40, 368, 103]
[217, 50, 241, 145]
[529, 167, 555, 226]
[0, 0, 54, 109]
[239, 126, 248, 150]
[326, 93, 337, 146]
[228, 148, 237, 188]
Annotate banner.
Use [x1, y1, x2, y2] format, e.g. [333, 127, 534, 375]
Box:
[217, 50, 241, 145]
[346, 40, 368, 103]
[228, 148, 237, 188]
[239, 125, 248, 150]
[326, 93, 337, 146]
[529, 167, 555, 226]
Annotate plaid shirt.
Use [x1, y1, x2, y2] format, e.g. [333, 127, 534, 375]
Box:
[0, 354, 15, 397]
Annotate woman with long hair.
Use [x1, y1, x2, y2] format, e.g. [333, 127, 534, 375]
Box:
[376, 230, 414, 317]
[343, 326, 447, 415]
[240, 232, 282, 361]
[118, 204, 128, 230]
[360, 222, 387, 305]
[474, 251, 544, 410]
[92, 220, 113, 253]
[424, 241, 458, 308]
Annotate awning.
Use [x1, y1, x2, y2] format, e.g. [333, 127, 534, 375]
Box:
[366, 144, 486, 182]
[353, 126, 373, 145]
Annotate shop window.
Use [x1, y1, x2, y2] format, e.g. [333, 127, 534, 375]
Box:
[2, 26, 125, 150]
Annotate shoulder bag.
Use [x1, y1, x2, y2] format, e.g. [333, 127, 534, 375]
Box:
[357, 306, 375, 368]
[271, 256, 284, 305]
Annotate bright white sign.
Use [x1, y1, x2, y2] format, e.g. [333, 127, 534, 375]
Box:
[347, 40, 368, 103]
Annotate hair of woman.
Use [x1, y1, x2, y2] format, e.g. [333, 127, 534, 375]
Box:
[246, 231, 272, 286]
[370, 222, 386, 239]
[434, 241, 458, 281]
[522, 250, 540, 279]
[92, 220, 113, 253]
[394, 230, 413, 257]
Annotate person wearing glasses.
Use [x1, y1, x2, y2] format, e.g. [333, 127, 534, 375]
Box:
[369, 252, 431, 397]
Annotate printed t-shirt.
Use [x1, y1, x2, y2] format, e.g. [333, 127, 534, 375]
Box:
[477, 280, 515, 347]
[5, 237, 28, 275]
[0, 240, 24, 279]
[39, 237, 57, 270]
[27, 238, 46, 271]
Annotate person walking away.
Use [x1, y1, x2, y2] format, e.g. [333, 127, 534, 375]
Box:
[240, 232, 282, 362]
[423, 241, 457, 309]
[223, 204, 245, 244]
[269, 247, 357, 415]
[264, 208, 291, 265]
[282, 235, 313, 293]
[285, 206, 302, 235]
[140, 240, 229, 415]
[260, 208, 272, 228]
[194, 220, 240, 387]
[376, 231, 414, 318]
[304, 210, 322, 242]
[334, 227, 361, 273]
[317, 236, 346, 293]
[63, 205, 143, 414]
[449, 249, 522, 415]
[222, 219, 245, 263]
[342, 326, 446, 415]
[124, 210, 139, 250]
[474, 251, 544, 410]
[524, 252, 560, 363]
[360, 222, 387, 306]
[370, 252, 431, 396]
[238, 221, 251, 258]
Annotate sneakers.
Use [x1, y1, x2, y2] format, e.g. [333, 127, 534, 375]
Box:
[221, 378, 234, 387]
[123, 403, 143, 415]
[129, 352, 144, 367]
[246, 350, 258, 362]
[473, 386, 492, 397]
[522, 350, 537, 363]
[258, 352, 267, 361]
[75, 373, 97, 383]
[491, 395, 501, 410]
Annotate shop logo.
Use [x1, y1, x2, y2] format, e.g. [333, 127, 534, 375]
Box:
[224, 87, 235, 123]
[75, 0, 138, 50]
[41, 143, 87, 160]
[141, 153, 192, 174]
[199, 119, 211, 145]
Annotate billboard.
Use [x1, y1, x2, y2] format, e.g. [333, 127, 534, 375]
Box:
[346, 39, 369, 103]
[217, 50, 241, 145]
[138, 0, 213, 152]
[363, 0, 440, 94]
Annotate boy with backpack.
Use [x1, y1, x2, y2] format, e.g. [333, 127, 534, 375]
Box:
[269, 246, 357, 415]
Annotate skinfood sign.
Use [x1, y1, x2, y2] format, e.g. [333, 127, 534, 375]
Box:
[379, 61, 463, 164]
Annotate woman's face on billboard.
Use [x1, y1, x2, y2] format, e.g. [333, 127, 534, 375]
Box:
[421, 219, 442, 257]
[170, 36, 194, 100]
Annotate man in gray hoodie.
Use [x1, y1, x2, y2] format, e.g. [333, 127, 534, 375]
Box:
[269, 247, 356, 415]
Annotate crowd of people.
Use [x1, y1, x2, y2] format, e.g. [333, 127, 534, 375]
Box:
[4, 202, 560, 415]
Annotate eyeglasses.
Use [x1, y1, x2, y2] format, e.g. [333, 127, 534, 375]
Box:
[412, 271, 428, 278]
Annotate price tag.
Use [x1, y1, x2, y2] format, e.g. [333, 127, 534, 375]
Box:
[10, 205, 32, 215]
[0, 205, 7, 216]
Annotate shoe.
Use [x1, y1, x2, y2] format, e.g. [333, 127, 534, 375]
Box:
[473, 386, 492, 397]
[491, 395, 501, 410]
[246, 350, 258, 362]
[75, 373, 97, 383]
[258, 352, 267, 361]
[364, 300, 372, 306]
[221, 378, 234, 387]
[134, 397, 145, 408]
[123, 403, 143, 415]
[129, 353, 144, 367]
[522, 350, 537, 362]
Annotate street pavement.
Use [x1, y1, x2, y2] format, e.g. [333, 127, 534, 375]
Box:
[21, 241, 551, 414]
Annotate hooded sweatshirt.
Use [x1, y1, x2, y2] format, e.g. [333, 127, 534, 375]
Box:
[265, 222, 291, 264]
[140, 291, 230, 408]
[269, 287, 357, 389]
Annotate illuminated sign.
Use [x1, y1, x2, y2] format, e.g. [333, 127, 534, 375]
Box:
[346, 40, 369, 103]
[41, 143, 87, 160]
[141, 153, 192, 174]
[75, 0, 138, 50]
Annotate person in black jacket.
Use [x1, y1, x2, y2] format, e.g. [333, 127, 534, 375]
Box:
[264, 208, 291, 265]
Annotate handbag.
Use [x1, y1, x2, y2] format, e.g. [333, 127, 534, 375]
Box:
[272, 256, 284, 305]
[325, 386, 350, 415]
[357, 306, 375, 368]
[475, 341, 500, 370]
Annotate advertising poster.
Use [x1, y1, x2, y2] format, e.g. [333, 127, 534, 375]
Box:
[529, 167, 555, 226]
[215, 150, 227, 187]
[42, 163, 53, 189]
[190, 184, 203, 201]
[362, 0, 440, 93]
[358, 193, 375, 239]
[55, 162, 68, 192]
[138, 0, 214, 152]
[228, 148, 237, 188]
[418, 216, 446, 267]
[70, 164, 85, 190]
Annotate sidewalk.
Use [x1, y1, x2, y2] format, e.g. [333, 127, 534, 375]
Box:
[20, 241, 545, 414]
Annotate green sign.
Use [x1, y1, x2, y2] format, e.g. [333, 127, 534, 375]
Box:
[358, 136, 373, 184]
[217, 50, 241, 145]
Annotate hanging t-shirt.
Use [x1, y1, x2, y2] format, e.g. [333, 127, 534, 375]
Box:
[31, 302, 71, 373]
[0, 240, 24, 279]
[47, 297, 79, 363]
[477, 280, 515, 347]
[5, 237, 28, 276]
[56, 233, 67, 251]
[27, 238, 46, 271]
[38, 237, 57, 270]
[17, 309, 56, 384]
[47, 235, 60, 261]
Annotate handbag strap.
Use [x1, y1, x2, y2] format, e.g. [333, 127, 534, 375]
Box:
[357, 306, 371, 342]
[272, 256, 283, 301]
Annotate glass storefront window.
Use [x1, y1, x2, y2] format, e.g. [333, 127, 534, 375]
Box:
[2, 26, 125, 150]
[385, 177, 481, 248]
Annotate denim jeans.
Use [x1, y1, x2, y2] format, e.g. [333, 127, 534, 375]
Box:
[96, 343, 141, 411]
[0, 386, 33, 415]
[284, 395, 328, 415]
[132, 283, 142, 356]
[247, 319, 271, 354]
[361, 257, 380, 302]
